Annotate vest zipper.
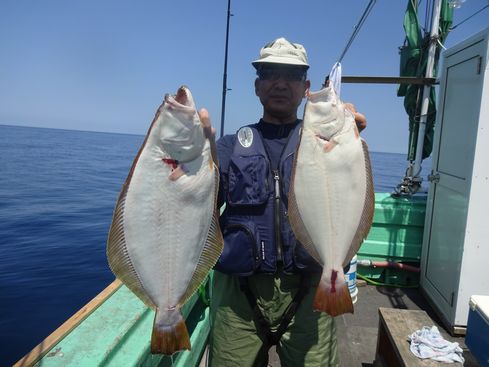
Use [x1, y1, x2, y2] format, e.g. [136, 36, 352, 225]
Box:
[257, 122, 300, 268]
[273, 169, 283, 261]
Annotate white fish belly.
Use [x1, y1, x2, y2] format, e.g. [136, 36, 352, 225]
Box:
[293, 127, 367, 268]
[123, 144, 215, 309]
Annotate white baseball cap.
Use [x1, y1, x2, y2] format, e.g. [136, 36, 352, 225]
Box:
[252, 37, 309, 70]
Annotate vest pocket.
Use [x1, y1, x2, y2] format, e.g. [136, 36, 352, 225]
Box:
[214, 222, 260, 276]
[227, 155, 270, 206]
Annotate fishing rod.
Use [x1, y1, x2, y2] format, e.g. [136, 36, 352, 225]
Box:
[325, 0, 377, 94]
[220, 0, 233, 138]
[337, 0, 377, 63]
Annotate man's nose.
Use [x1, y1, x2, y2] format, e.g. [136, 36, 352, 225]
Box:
[272, 78, 288, 88]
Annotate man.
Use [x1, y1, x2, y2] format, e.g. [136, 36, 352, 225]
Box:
[199, 37, 366, 367]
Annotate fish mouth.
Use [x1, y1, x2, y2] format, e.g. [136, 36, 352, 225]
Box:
[174, 86, 189, 105]
[160, 85, 203, 160]
[164, 86, 194, 110]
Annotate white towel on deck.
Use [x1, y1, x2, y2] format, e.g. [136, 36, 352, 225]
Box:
[408, 326, 464, 363]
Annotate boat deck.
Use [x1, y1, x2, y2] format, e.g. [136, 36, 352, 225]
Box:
[19, 278, 481, 366]
[260, 282, 479, 367]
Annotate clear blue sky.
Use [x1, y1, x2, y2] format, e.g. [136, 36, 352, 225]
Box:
[0, 0, 487, 153]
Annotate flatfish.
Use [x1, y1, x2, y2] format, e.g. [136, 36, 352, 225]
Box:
[288, 85, 374, 317]
[107, 86, 223, 354]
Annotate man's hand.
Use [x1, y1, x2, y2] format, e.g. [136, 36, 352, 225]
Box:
[199, 108, 216, 141]
[344, 103, 367, 132]
[198, 108, 219, 164]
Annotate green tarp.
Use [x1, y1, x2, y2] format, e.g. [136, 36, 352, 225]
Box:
[398, 0, 453, 161]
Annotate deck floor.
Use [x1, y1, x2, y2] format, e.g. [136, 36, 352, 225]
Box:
[267, 282, 479, 367]
[199, 282, 479, 366]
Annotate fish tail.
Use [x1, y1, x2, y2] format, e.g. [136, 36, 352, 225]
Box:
[313, 269, 353, 317]
[151, 308, 191, 355]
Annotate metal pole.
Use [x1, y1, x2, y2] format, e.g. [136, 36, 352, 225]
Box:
[219, 0, 232, 138]
[412, 0, 442, 177]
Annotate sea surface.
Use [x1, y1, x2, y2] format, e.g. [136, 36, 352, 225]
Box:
[0, 124, 432, 366]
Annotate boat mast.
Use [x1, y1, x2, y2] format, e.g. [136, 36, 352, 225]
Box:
[219, 0, 232, 138]
[396, 0, 443, 196]
[411, 0, 443, 182]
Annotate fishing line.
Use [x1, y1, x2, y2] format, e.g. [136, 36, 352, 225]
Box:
[450, 3, 489, 30]
[337, 0, 377, 63]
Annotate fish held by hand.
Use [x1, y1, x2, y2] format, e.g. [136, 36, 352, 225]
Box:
[288, 85, 374, 317]
[107, 86, 223, 355]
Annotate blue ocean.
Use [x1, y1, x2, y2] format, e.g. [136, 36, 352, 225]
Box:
[0, 124, 431, 366]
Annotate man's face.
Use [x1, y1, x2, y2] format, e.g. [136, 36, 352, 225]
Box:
[255, 65, 310, 123]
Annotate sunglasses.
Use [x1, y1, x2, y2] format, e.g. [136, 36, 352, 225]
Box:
[257, 68, 307, 82]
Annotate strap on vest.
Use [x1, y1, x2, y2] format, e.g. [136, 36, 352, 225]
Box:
[238, 274, 310, 349]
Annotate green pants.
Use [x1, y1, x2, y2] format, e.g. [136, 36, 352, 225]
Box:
[208, 270, 339, 367]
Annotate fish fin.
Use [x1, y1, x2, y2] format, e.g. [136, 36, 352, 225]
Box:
[180, 164, 224, 305]
[151, 308, 191, 355]
[288, 146, 323, 265]
[106, 185, 155, 308]
[313, 270, 353, 317]
[343, 139, 375, 266]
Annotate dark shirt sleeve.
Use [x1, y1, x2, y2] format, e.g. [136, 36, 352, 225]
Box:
[216, 134, 235, 209]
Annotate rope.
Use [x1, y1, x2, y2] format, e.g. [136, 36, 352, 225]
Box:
[338, 0, 377, 63]
[357, 273, 420, 288]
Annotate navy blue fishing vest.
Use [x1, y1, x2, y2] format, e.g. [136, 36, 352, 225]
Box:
[214, 124, 322, 276]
